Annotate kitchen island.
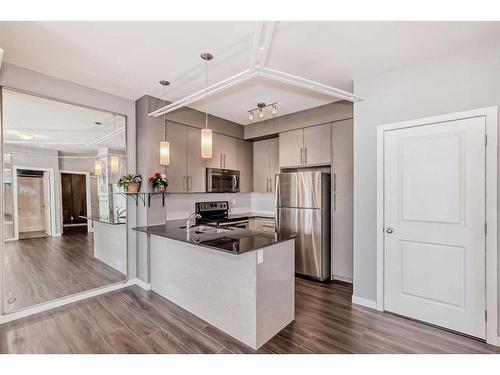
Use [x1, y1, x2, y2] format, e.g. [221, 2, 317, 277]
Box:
[81, 214, 127, 274]
[134, 219, 295, 350]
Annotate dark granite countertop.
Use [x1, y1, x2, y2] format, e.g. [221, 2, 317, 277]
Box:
[133, 219, 294, 255]
[79, 215, 126, 225]
[226, 212, 274, 220]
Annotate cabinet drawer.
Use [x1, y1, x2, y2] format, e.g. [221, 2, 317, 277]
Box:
[249, 218, 275, 232]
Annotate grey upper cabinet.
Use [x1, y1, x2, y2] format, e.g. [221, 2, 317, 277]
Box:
[279, 129, 303, 167]
[237, 139, 253, 193]
[279, 124, 331, 167]
[165, 122, 187, 193]
[253, 138, 279, 193]
[206, 132, 237, 170]
[186, 126, 205, 192]
[303, 123, 331, 165]
[165, 122, 206, 193]
[332, 119, 353, 193]
[268, 138, 279, 192]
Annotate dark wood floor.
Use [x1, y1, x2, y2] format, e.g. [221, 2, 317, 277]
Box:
[1, 278, 499, 354]
[4, 230, 125, 312]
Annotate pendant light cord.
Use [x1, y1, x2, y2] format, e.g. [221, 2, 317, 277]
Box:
[163, 83, 167, 174]
[205, 58, 208, 129]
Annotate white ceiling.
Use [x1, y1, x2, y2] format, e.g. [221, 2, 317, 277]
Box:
[1, 21, 498, 125]
[2, 89, 126, 154]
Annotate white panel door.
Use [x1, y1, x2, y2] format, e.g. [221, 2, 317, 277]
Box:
[384, 116, 486, 338]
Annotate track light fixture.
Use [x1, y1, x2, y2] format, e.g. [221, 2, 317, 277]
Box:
[247, 102, 278, 121]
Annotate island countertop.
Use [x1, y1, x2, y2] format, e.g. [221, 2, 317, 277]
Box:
[133, 219, 294, 255]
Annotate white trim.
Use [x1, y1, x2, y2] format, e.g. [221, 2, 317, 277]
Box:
[0, 279, 134, 324]
[12, 165, 57, 238]
[59, 170, 93, 233]
[332, 275, 353, 284]
[376, 106, 498, 346]
[352, 295, 377, 310]
[134, 278, 152, 291]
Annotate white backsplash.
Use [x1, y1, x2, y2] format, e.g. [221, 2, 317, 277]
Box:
[164, 192, 275, 220]
[251, 193, 275, 214]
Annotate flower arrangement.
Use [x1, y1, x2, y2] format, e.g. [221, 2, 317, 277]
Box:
[149, 172, 168, 192]
[117, 174, 142, 192]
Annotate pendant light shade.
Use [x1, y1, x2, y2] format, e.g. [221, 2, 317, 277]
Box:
[159, 141, 170, 165]
[110, 155, 119, 173]
[94, 160, 102, 176]
[201, 128, 213, 159]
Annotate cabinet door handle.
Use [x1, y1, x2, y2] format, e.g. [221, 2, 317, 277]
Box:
[333, 193, 336, 211]
[188, 176, 192, 191]
[266, 178, 269, 192]
[183, 176, 187, 192]
[224, 154, 226, 169]
[304, 147, 307, 164]
[300, 148, 303, 164]
[333, 173, 337, 192]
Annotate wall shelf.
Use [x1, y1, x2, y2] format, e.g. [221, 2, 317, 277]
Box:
[119, 192, 167, 207]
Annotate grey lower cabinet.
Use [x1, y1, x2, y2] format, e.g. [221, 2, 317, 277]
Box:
[248, 217, 275, 232]
[206, 132, 237, 170]
[331, 118, 353, 282]
[279, 124, 331, 168]
[165, 122, 205, 193]
[237, 139, 253, 193]
[253, 138, 279, 193]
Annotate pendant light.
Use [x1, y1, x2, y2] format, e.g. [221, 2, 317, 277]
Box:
[110, 114, 120, 173]
[200, 53, 213, 159]
[94, 160, 102, 176]
[159, 80, 170, 166]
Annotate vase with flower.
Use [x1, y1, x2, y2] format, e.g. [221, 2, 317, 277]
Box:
[149, 172, 168, 192]
[117, 174, 142, 192]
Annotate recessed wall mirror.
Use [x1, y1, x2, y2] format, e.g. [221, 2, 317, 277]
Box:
[1, 88, 127, 313]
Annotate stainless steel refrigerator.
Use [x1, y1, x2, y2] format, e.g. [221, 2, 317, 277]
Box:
[275, 171, 331, 281]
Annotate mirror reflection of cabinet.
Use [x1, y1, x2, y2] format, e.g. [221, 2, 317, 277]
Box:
[1, 87, 128, 314]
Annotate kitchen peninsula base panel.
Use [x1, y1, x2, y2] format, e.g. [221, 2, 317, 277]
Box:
[150, 236, 295, 349]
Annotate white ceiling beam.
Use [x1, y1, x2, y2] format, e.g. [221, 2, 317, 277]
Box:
[257, 67, 363, 103]
[148, 21, 362, 117]
[149, 69, 254, 117]
[249, 22, 263, 70]
[256, 21, 275, 68]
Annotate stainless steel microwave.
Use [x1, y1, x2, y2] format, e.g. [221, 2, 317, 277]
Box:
[206, 168, 240, 193]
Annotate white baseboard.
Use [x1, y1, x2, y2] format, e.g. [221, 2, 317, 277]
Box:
[132, 278, 152, 291]
[0, 279, 135, 325]
[351, 295, 377, 310]
[332, 275, 353, 283]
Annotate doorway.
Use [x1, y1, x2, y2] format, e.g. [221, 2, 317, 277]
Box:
[60, 171, 92, 233]
[376, 107, 498, 344]
[12, 167, 56, 240]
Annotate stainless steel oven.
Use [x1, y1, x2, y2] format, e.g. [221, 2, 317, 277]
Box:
[206, 168, 240, 193]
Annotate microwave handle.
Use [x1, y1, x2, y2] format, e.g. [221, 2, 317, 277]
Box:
[231, 175, 237, 191]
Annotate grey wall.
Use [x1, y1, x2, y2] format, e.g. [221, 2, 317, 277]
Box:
[0, 62, 137, 279]
[244, 101, 353, 140]
[352, 38, 500, 331]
